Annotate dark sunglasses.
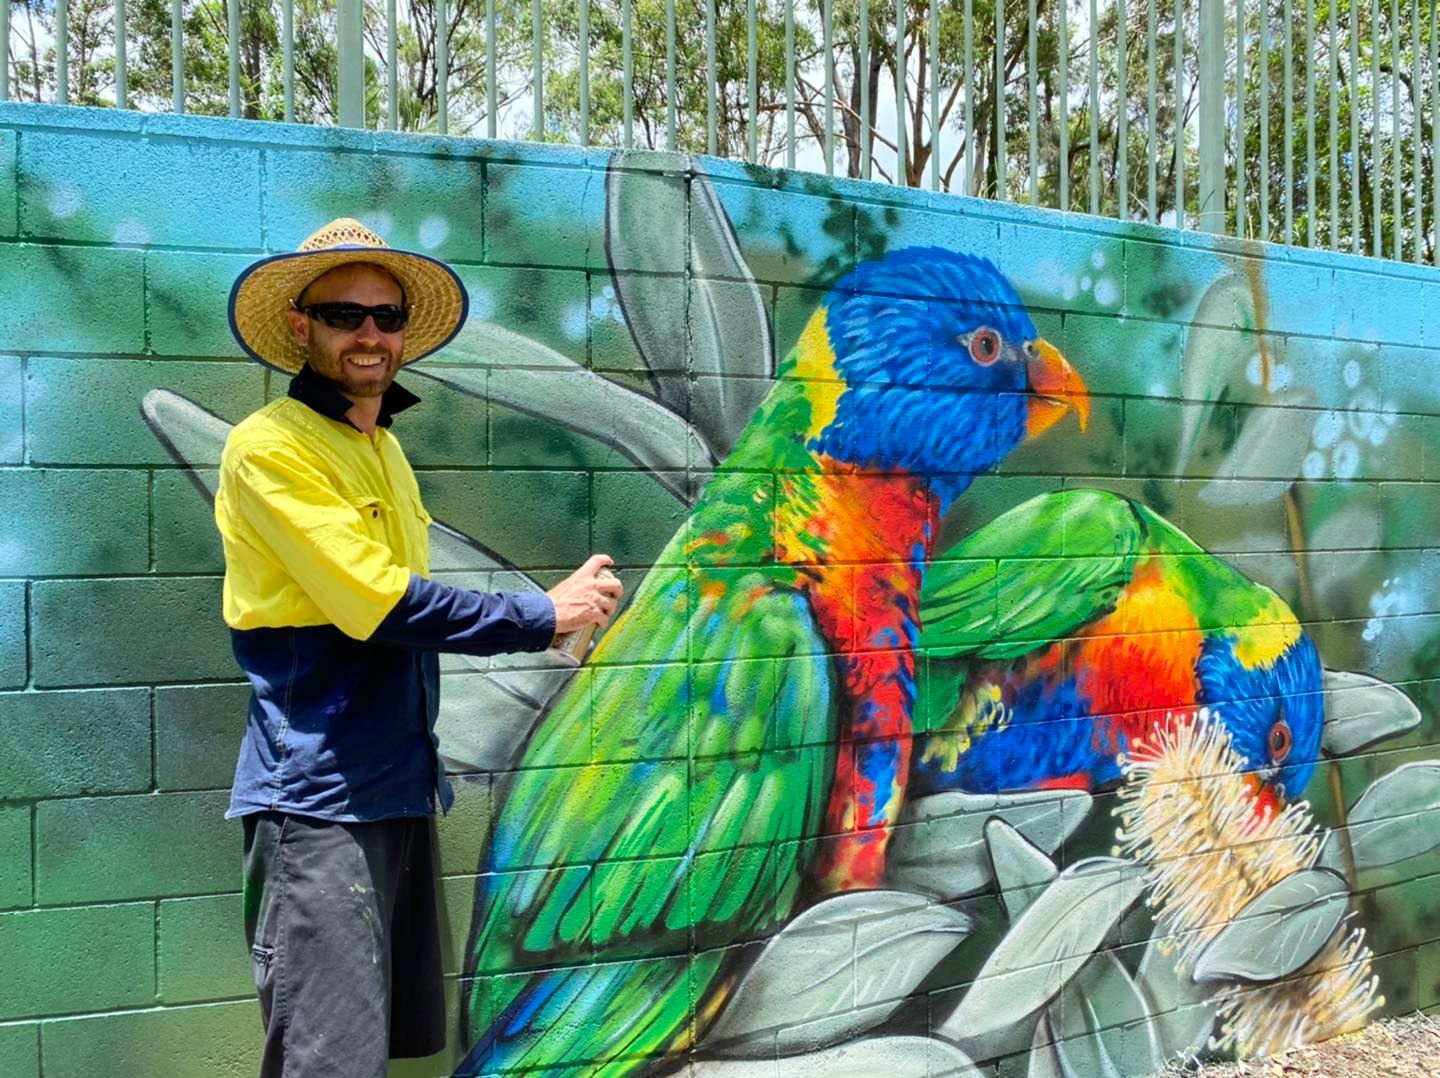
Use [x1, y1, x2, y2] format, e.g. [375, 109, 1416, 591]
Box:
[294, 301, 410, 333]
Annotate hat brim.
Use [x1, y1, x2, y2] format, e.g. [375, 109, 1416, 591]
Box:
[228, 246, 469, 375]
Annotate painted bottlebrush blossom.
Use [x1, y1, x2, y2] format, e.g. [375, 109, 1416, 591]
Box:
[1116, 711, 1381, 1057]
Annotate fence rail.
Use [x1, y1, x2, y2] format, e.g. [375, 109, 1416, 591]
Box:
[6, 0, 1438, 264]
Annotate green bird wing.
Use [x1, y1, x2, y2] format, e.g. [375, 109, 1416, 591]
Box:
[916, 489, 1146, 727]
[470, 563, 838, 984]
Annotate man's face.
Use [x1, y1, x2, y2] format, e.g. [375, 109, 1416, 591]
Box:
[287, 263, 406, 400]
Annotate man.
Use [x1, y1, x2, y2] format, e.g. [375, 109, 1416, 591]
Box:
[216, 218, 623, 1077]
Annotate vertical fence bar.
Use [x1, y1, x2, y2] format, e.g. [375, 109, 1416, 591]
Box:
[436, 0, 449, 133]
[534, 0, 545, 141]
[1305, 0, 1315, 245]
[337, 0, 363, 126]
[56, 0, 68, 106]
[707, 0, 717, 155]
[1372, 0, 1382, 257]
[898, 0, 909, 185]
[995, 0, 1006, 198]
[786, 0, 795, 167]
[669, 0, 679, 150]
[228, 0, 241, 117]
[0, 0, 8, 102]
[115, 0, 127, 108]
[1235, 0, 1245, 237]
[1431, 0, 1438, 262]
[1198, 0, 1225, 232]
[383, 0, 394, 129]
[824, 0, 834, 173]
[1089, 0, 1099, 214]
[1350, 0, 1360, 251]
[487, 0, 497, 138]
[1028, 0, 1039, 204]
[932, 0, 941, 191]
[624, 0, 635, 149]
[746, 0, 757, 162]
[861, 0, 872, 179]
[1260, 0, 1269, 239]
[1391, 0, 1402, 260]
[965, 0, 975, 194]
[1412, 0, 1422, 262]
[1328, 0, 1338, 246]
[1059, 0, 1069, 210]
[1147, 0, 1157, 220]
[1117, 0, 1128, 217]
[285, 0, 296, 122]
[1282, 0, 1292, 243]
[171, 0, 183, 111]
[582, 0, 592, 144]
[1175, 0, 1184, 227]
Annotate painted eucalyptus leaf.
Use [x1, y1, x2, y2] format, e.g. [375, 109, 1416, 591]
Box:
[603, 153, 692, 421]
[606, 157, 774, 462]
[685, 167, 776, 456]
[985, 817, 1059, 920]
[1191, 868, 1349, 984]
[1321, 761, 1440, 871]
[1321, 669, 1423, 756]
[693, 1035, 984, 1077]
[436, 670, 555, 774]
[701, 890, 972, 1057]
[141, 389, 231, 478]
[886, 790, 1092, 901]
[935, 858, 1145, 1040]
[1133, 932, 1215, 1058]
[1049, 952, 1165, 1078]
[417, 325, 705, 503]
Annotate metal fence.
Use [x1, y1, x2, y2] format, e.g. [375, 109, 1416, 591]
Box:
[5, 1, 1437, 263]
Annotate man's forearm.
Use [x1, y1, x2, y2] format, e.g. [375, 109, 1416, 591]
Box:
[369, 574, 556, 656]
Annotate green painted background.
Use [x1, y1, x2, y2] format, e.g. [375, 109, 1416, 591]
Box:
[0, 102, 1438, 1076]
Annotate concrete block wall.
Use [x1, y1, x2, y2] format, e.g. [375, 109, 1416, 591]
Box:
[0, 103, 1437, 1077]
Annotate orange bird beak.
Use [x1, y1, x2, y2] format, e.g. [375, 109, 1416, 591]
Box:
[1025, 338, 1090, 439]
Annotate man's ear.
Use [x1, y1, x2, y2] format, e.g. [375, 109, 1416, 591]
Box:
[287, 306, 310, 346]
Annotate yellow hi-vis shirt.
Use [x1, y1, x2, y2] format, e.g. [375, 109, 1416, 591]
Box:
[215, 392, 431, 640]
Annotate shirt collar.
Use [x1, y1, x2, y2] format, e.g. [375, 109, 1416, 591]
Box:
[287, 363, 421, 430]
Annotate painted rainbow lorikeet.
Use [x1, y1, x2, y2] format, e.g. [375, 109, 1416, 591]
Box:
[455, 247, 1089, 1075]
[913, 489, 1323, 816]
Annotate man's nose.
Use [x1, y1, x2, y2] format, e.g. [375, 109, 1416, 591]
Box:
[353, 315, 384, 343]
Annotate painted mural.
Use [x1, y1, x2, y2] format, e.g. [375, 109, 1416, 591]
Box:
[4, 108, 1439, 1076]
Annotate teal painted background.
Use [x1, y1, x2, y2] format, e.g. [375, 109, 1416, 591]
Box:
[1, 102, 1439, 1076]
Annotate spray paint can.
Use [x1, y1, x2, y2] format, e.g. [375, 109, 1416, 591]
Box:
[545, 569, 618, 666]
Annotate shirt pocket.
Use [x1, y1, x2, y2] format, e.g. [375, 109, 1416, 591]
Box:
[346, 494, 393, 547]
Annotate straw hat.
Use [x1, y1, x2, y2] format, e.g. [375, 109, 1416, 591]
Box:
[228, 217, 469, 375]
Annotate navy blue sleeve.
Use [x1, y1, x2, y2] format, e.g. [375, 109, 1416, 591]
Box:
[368, 574, 557, 656]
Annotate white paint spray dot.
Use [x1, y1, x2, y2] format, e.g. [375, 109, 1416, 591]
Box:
[562, 302, 587, 341]
[112, 219, 150, 245]
[1301, 450, 1326, 479]
[1331, 440, 1360, 479]
[1343, 359, 1362, 388]
[1093, 277, 1119, 307]
[48, 184, 82, 219]
[418, 215, 450, 250]
[1312, 410, 1344, 449]
[469, 289, 495, 321]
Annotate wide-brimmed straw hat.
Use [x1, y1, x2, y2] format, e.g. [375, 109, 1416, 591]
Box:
[228, 217, 469, 375]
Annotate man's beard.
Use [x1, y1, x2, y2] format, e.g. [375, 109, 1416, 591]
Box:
[309, 340, 400, 398]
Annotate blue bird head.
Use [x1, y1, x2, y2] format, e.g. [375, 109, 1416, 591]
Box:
[1196, 629, 1325, 805]
[814, 247, 1089, 509]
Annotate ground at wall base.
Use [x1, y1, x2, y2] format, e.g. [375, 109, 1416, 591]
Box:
[1165, 1012, 1440, 1076]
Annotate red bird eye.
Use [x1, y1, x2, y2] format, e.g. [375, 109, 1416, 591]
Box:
[968, 328, 1002, 366]
[1268, 719, 1293, 763]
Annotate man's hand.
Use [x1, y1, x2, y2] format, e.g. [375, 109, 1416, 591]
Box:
[547, 555, 625, 633]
